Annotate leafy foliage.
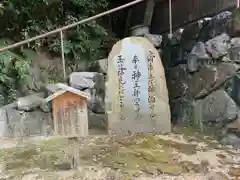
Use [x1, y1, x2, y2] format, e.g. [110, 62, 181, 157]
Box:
[0, 39, 31, 102]
[0, 0, 113, 103]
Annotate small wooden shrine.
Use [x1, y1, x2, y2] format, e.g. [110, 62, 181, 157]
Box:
[45, 83, 90, 137]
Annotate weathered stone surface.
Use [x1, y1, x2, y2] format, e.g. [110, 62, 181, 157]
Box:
[181, 21, 201, 42]
[88, 111, 107, 129]
[144, 33, 162, 48]
[200, 11, 231, 41]
[226, 116, 240, 135]
[106, 37, 171, 135]
[228, 38, 240, 62]
[167, 65, 190, 99]
[189, 63, 237, 98]
[84, 89, 105, 114]
[0, 106, 10, 137]
[181, 40, 197, 55]
[196, 90, 238, 125]
[0, 103, 52, 137]
[69, 72, 103, 90]
[220, 133, 240, 149]
[229, 46, 240, 62]
[187, 42, 211, 72]
[17, 93, 45, 111]
[170, 98, 195, 126]
[205, 33, 230, 59]
[69, 72, 105, 114]
[231, 74, 240, 105]
[231, 37, 240, 47]
[10, 110, 52, 137]
[44, 84, 61, 94]
[39, 101, 52, 113]
[97, 59, 107, 74]
[231, 8, 240, 36]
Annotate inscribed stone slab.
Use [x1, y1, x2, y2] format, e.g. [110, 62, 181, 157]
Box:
[106, 37, 171, 136]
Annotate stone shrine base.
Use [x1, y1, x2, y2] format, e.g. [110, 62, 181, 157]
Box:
[108, 112, 171, 136]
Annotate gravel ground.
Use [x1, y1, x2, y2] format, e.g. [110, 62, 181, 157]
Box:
[0, 128, 239, 180]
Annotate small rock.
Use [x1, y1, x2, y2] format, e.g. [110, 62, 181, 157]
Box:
[22, 174, 40, 180]
[144, 166, 158, 175]
[229, 166, 240, 177]
[227, 116, 240, 134]
[207, 171, 229, 180]
[187, 42, 210, 72]
[17, 93, 45, 111]
[220, 133, 240, 148]
[205, 33, 230, 59]
[190, 42, 209, 58]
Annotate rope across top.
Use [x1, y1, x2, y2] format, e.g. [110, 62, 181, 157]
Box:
[0, 0, 145, 52]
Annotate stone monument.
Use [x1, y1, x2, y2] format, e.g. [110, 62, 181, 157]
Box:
[106, 37, 171, 136]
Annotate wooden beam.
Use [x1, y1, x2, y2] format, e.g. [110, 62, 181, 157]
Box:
[151, 0, 236, 34]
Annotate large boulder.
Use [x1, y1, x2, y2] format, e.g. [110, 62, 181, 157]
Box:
[199, 11, 231, 41]
[8, 107, 52, 137]
[69, 72, 104, 90]
[231, 8, 240, 36]
[205, 33, 230, 59]
[17, 93, 45, 111]
[195, 90, 238, 126]
[69, 72, 105, 114]
[0, 103, 52, 137]
[189, 62, 238, 98]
